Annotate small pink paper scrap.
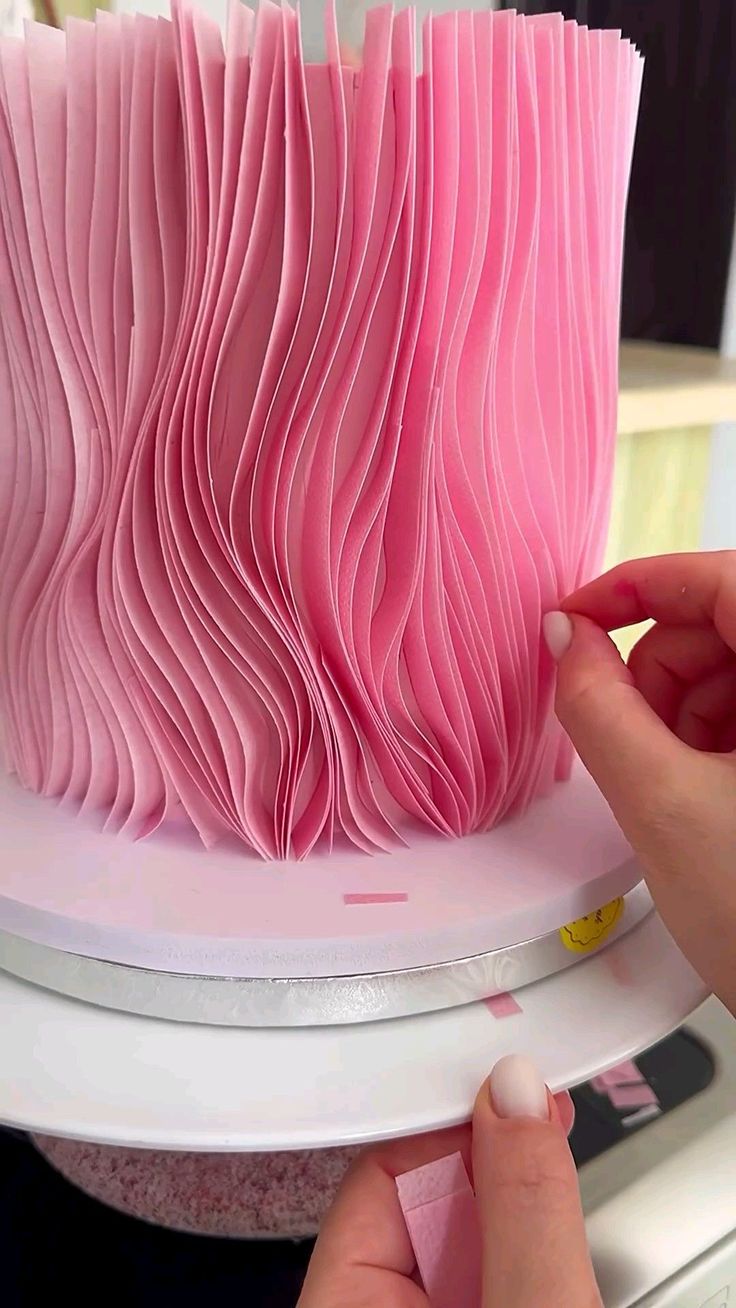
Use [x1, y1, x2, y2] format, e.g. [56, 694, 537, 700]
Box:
[608, 1083, 659, 1111]
[594, 1060, 642, 1089]
[484, 992, 522, 1019]
[343, 892, 408, 906]
[396, 1153, 482, 1308]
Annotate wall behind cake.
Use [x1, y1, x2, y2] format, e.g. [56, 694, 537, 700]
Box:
[27, 0, 104, 23]
[107, 0, 501, 48]
[0, 0, 33, 34]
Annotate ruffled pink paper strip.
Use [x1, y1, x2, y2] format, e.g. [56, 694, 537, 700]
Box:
[0, 3, 642, 859]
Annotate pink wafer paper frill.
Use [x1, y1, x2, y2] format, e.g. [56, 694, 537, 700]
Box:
[0, 3, 642, 860]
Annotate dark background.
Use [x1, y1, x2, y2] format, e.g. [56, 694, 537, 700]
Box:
[506, 0, 736, 348]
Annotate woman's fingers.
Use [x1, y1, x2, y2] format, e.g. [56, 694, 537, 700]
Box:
[556, 554, 736, 756]
[473, 1056, 601, 1308]
[545, 613, 695, 839]
[298, 1093, 574, 1308]
[623, 622, 736, 750]
[562, 551, 736, 648]
[626, 622, 733, 732]
[297, 1126, 471, 1307]
[546, 590, 736, 1015]
[675, 665, 736, 751]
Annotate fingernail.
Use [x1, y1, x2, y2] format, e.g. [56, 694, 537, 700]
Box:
[490, 1055, 550, 1120]
[542, 611, 573, 662]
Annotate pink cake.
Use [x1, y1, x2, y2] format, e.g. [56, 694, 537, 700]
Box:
[0, 4, 642, 861]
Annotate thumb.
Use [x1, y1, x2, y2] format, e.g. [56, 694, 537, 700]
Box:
[544, 612, 693, 836]
[473, 1056, 601, 1308]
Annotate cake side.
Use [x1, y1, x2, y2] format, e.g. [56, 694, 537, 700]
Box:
[0, 3, 643, 858]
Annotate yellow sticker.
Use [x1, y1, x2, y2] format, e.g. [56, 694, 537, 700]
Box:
[559, 898, 624, 954]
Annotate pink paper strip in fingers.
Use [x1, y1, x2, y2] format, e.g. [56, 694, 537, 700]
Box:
[396, 1152, 481, 1308]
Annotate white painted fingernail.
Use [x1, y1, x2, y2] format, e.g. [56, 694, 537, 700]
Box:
[490, 1055, 550, 1120]
[542, 611, 573, 663]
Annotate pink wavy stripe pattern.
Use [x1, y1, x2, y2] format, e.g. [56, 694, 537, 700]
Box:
[0, 3, 642, 859]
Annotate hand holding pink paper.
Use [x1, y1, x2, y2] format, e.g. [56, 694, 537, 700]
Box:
[298, 1056, 595, 1308]
[0, 3, 642, 859]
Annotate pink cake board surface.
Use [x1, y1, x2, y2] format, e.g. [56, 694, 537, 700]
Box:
[0, 765, 636, 978]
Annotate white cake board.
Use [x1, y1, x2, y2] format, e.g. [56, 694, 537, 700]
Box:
[0, 910, 707, 1151]
[0, 766, 637, 977]
[0, 766, 706, 1147]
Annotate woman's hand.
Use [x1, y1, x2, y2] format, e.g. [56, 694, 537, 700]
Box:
[298, 1056, 598, 1308]
[546, 550, 736, 1015]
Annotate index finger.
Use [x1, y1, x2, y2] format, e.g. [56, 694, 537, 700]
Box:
[562, 552, 736, 647]
[473, 1082, 597, 1308]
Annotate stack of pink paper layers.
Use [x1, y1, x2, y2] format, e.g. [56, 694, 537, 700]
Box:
[0, 3, 642, 860]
